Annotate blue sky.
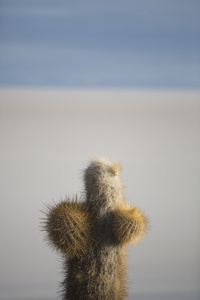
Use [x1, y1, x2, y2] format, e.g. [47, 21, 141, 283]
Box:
[0, 0, 200, 88]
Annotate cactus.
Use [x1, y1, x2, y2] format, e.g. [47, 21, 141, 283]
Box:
[43, 157, 147, 300]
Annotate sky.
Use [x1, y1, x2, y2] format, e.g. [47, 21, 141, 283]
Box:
[0, 0, 200, 88]
[0, 90, 200, 300]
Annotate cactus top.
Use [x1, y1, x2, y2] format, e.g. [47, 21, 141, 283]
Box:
[84, 157, 123, 216]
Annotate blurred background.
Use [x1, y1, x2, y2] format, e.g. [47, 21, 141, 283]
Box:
[0, 1, 200, 300]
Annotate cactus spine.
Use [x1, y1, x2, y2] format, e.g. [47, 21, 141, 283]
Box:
[43, 157, 147, 300]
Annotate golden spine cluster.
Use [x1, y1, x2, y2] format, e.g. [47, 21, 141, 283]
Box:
[44, 199, 94, 259]
[112, 204, 147, 246]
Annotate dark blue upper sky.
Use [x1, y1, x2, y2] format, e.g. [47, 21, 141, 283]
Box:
[0, 0, 200, 88]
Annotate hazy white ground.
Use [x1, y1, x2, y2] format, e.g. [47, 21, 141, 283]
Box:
[0, 89, 199, 300]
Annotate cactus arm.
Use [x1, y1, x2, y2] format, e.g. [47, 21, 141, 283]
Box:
[112, 203, 147, 246]
[44, 199, 94, 259]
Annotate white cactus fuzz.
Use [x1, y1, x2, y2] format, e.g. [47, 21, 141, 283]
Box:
[43, 157, 147, 300]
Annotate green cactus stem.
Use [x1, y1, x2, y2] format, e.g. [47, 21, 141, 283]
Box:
[43, 157, 147, 300]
